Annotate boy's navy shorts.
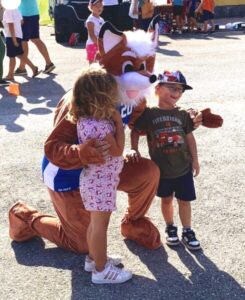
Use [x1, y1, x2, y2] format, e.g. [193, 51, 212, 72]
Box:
[6, 37, 23, 58]
[203, 10, 214, 21]
[157, 170, 196, 201]
[22, 15, 40, 41]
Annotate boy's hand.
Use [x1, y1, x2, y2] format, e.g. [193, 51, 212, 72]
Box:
[124, 149, 141, 163]
[188, 108, 203, 128]
[192, 159, 200, 177]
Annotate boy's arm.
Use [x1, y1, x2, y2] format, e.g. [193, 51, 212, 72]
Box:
[129, 128, 142, 163]
[105, 110, 125, 156]
[186, 132, 200, 177]
[8, 23, 18, 47]
[131, 128, 140, 152]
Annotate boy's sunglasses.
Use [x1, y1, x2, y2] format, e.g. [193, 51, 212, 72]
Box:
[159, 83, 185, 94]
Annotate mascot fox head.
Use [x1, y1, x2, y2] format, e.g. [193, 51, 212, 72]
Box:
[98, 17, 159, 106]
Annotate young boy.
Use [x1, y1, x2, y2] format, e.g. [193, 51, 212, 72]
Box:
[2, 7, 39, 80]
[131, 70, 201, 251]
[195, 0, 215, 33]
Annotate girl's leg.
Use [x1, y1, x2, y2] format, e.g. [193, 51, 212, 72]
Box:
[161, 195, 174, 225]
[88, 211, 111, 271]
[177, 199, 191, 228]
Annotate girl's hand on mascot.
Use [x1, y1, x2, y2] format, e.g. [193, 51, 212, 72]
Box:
[95, 140, 111, 158]
[80, 139, 110, 164]
[124, 149, 142, 163]
[188, 109, 203, 128]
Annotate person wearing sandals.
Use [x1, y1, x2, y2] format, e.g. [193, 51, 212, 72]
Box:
[131, 70, 201, 251]
[2, 5, 40, 80]
[15, 0, 55, 76]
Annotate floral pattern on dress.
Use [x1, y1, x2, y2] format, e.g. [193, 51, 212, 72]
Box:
[77, 118, 124, 211]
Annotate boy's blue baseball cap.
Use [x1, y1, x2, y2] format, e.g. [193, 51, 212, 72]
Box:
[157, 70, 193, 90]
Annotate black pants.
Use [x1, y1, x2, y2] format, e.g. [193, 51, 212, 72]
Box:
[101, 5, 119, 28]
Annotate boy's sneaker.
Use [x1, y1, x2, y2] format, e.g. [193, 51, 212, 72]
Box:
[92, 262, 132, 284]
[84, 255, 122, 272]
[182, 228, 201, 250]
[43, 63, 55, 74]
[14, 68, 27, 76]
[165, 224, 180, 246]
[0, 79, 11, 86]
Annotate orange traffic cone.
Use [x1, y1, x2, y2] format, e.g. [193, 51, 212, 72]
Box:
[8, 83, 20, 96]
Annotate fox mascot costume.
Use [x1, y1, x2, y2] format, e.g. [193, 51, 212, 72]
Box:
[8, 17, 222, 253]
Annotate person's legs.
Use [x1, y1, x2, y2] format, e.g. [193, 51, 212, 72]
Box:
[17, 53, 39, 77]
[177, 199, 191, 227]
[0, 34, 5, 80]
[18, 41, 28, 71]
[178, 199, 200, 250]
[161, 196, 174, 225]
[9, 188, 90, 254]
[88, 211, 111, 271]
[6, 57, 16, 80]
[119, 157, 161, 249]
[31, 38, 52, 66]
[209, 17, 215, 32]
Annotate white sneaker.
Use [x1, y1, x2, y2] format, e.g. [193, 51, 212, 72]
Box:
[84, 255, 122, 272]
[92, 262, 132, 284]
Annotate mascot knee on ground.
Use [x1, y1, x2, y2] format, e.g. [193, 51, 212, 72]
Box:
[8, 16, 222, 253]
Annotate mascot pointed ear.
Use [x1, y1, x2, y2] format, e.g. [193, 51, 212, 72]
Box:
[148, 14, 160, 48]
[98, 22, 125, 55]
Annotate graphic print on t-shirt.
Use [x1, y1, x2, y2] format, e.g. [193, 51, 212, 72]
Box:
[153, 115, 185, 154]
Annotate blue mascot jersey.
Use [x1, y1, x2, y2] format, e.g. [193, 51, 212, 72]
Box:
[42, 103, 133, 192]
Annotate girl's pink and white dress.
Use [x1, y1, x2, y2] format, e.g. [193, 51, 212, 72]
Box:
[77, 117, 124, 212]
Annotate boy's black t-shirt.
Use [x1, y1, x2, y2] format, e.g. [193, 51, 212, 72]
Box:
[134, 106, 195, 179]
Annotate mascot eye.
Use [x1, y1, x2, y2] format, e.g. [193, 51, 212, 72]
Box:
[139, 62, 146, 71]
[122, 61, 134, 73]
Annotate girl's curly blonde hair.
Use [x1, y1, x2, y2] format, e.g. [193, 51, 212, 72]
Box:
[67, 64, 119, 123]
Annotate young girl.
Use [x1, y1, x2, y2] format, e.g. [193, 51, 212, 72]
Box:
[2, 7, 39, 80]
[85, 0, 104, 64]
[68, 64, 132, 284]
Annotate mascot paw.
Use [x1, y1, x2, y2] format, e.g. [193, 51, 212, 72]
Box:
[9, 201, 38, 241]
[201, 108, 223, 128]
[121, 217, 162, 250]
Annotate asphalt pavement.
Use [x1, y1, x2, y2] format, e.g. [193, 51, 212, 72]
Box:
[0, 20, 245, 300]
